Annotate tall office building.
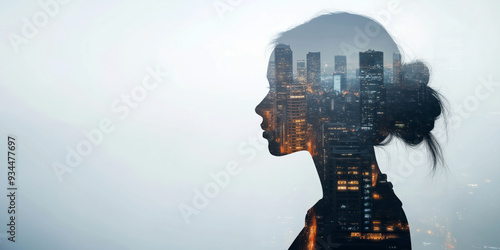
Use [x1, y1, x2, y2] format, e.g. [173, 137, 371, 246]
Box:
[322, 123, 374, 234]
[285, 84, 307, 154]
[319, 122, 409, 246]
[267, 60, 276, 89]
[307, 52, 321, 88]
[306, 52, 322, 157]
[297, 60, 306, 84]
[274, 44, 293, 152]
[359, 50, 384, 139]
[334, 55, 347, 93]
[393, 52, 402, 87]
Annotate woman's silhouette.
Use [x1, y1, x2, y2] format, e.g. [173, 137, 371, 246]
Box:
[255, 13, 444, 250]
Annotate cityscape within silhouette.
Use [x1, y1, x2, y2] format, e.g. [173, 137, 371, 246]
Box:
[255, 13, 444, 250]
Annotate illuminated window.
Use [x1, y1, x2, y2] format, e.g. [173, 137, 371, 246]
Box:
[348, 180, 359, 185]
[350, 232, 361, 237]
[338, 180, 347, 185]
[337, 186, 347, 190]
[348, 186, 359, 190]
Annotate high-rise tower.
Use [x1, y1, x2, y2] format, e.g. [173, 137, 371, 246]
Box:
[297, 60, 306, 84]
[393, 52, 402, 87]
[359, 50, 384, 140]
[307, 52, 321, 88]
[334, 55, 347, 93]
[285, 84, 307, 154]
[274, 44, 293, 152]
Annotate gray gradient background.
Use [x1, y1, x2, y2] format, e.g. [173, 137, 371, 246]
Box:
[0, 0, 499, 249]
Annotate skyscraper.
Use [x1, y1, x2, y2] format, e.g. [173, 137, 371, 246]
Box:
[320, 122, 409, 245]
[322, 123, 374, 235]
[393, 52, 402, 87]
[334, 55, 347, 93]
[285, 84, 307, 154]
[274, 44, 293, 152]
[307, 52, 321, 88]
[297, 60, 306, 84]
[267, 60, 276, 89]
[359, 50, 384, 139]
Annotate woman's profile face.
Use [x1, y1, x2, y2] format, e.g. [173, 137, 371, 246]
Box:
[256, 48, 310, 157]
[255, 14, 404, 157]
[255, 67, 283, 156]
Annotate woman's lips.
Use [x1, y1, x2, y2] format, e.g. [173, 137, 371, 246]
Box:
[262, 130, 271, 139]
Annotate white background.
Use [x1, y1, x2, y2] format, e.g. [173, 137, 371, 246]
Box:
[0, 0, 499, 249]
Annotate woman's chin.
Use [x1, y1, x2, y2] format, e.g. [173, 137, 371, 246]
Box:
[267, 142, 284, 156]
[261, 131, 286, 156]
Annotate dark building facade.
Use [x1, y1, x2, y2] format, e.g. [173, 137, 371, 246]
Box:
[274, 44, 294, 153]
[359, 50, 385, 142]
[307, 52, 321, 88]
[334, 55, 347, 93]
[393, 52, 402, 87]
[297, 60, 306, 84]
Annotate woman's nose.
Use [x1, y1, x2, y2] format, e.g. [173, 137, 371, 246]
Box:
[255, 95, 268, 116]
[255, 101, 263, 116]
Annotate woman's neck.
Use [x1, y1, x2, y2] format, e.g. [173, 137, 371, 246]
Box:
[311, 144, 382, 201]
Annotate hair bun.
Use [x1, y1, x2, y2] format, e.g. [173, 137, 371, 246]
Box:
[380, 60, 444, 168]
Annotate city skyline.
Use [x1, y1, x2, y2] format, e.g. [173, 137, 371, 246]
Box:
[269, 45, 402, 91]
